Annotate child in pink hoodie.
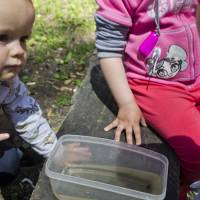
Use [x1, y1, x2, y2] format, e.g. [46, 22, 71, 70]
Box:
[95, 0, 200, 199]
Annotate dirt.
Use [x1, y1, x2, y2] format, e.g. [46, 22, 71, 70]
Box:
[0, 56, 89, 200]
[22, 57, 87, 131]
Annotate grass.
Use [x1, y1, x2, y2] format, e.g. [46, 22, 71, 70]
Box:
[30, 0, 96, 64]
[55, 94, 72, 107]
[24, 0, 97, 109]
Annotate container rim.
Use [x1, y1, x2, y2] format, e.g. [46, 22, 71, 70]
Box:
[51, 134, 169, 164]
[45, 134, 168, 200]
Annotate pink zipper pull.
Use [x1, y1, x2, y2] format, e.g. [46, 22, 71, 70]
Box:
[138, 31, 159, 59]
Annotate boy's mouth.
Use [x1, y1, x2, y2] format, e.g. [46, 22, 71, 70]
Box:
[4, 65, 22, 70]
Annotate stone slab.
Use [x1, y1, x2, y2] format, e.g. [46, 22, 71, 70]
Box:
[31, 56, 180, 200]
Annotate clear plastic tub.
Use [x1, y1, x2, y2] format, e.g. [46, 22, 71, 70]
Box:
[45, 135, 168, 200]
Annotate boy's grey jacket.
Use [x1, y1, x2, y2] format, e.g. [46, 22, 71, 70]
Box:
[0, 76, 57, 157]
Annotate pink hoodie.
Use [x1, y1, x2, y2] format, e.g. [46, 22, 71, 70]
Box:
[96, 0, 200, 85]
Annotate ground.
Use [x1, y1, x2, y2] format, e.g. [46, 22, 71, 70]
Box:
[22, 55, 88, 132]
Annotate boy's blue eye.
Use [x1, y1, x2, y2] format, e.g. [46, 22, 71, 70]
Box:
[0, 34, 9, 42]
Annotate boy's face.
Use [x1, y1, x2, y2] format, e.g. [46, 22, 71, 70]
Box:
[0, 0, 35, 81]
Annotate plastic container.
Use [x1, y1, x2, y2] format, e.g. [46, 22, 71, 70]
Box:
[45, 135, 168, 200]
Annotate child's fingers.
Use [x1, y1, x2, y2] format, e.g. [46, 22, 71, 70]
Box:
[74, 147, 91, 154]
[0, 133, 10, 141]
[104, 119, 118, 131]
[114, 124, 123, 142]
[126, 127, 133, 144]
[65, 143, 81, 149]
[133, 125, 141, 145]
[140, 117, 147, 127]
[64, 144, 91, 154]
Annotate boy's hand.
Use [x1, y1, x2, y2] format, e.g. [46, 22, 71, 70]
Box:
[54, 143, 92, 166]
[0, 133, 10, 141]
[63, 143, 92, 165]
[104, 102, 147, 145]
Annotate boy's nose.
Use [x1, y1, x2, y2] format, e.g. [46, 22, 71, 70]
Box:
[9, 40, 25, 58]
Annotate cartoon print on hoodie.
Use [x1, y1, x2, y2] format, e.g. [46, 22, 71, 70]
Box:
[146, 45, 188, 79]
[147, 0, 194, 18]
[147, 0, 169, 18]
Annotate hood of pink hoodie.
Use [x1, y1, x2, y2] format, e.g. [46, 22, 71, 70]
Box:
[96, 0, 200, 83]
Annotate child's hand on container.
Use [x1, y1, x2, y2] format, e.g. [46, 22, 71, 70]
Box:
[104, 102, 147, 145]
[54, 142, 92, 166]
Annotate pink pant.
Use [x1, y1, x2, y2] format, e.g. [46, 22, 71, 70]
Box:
[128, 78, 200, 184]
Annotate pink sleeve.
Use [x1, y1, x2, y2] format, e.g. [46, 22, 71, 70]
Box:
[96, 0, 139, 27]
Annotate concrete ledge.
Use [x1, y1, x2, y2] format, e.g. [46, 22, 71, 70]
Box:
[31, 56, 180, 200]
